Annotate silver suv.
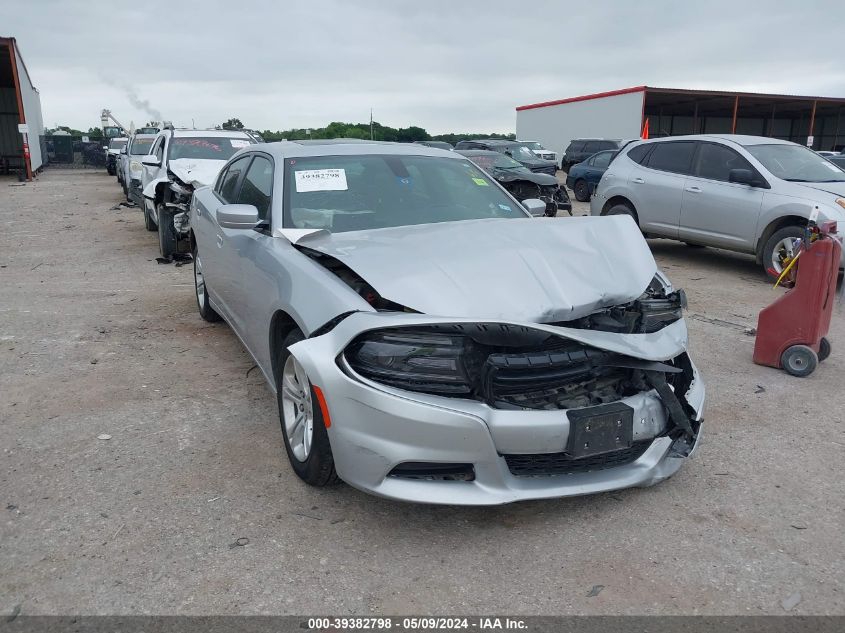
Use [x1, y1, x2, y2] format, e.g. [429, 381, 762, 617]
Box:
[590, 134, 845, 277]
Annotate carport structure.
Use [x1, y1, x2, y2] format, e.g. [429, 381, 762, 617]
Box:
[643, 87, 845, 151]
[516, 86, 845, 164]
[0, 36, 44, 180]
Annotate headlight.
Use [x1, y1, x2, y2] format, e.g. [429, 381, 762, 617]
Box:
[345, 329, 471, 395]
[130, 160, 142, 172]
[835, 198, 845, 210]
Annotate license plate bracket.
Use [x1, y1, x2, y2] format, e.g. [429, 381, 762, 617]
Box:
[566, 402, 634, 459]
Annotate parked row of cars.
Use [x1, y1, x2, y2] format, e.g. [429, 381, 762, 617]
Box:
[105, 134, 704, 505]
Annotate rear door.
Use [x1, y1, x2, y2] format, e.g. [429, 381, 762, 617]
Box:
[629, 140, 696, 238]
[678, 141, 765, 251]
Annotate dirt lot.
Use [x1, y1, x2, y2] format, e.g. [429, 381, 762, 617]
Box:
[1, 168, 844, 616]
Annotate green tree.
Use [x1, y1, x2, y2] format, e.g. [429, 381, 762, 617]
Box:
[222, 117, 245, 130]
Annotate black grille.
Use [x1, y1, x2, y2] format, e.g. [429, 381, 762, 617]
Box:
[504, 441, 652, 477]
[480, 344, 634, 410]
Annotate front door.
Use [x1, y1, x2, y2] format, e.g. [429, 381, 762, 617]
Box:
[678, 142, 765, 251]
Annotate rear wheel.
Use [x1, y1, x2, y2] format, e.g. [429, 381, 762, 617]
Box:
[573, 179, 590, 202]
[276, 329, 340, 487]
[781, 345, 817, 377]
[818, 337, 831, 362]
[763, 225, 804, 279]
[157, 204, 178, 258]
[604, 201, 637, 224]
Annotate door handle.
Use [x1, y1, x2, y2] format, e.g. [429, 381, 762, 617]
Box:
[216, 234, 223, 248]
[685, 186, 702, 193]
[632, 177, 644, 184]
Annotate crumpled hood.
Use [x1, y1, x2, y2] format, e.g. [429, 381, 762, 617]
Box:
[300, 216, 657, 322]
[168, 158, 227, 188]
[494, 168, 558, 186]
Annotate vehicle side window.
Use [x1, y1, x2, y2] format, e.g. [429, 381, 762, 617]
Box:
[154, 138, 164, 161]
[627, 144, 652, 165]
[597, 141, 616, 151]
[693, 142, 754, 182]
[583, 142, 600, 154]
[237, 156, 274, 221]
[568, 141, 585, 153]
[645, 141, 696, 175]
[592, 152, 612, 169]
[217, 156, 251, 203]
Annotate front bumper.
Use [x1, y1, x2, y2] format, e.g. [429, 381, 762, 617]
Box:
[290, 313, 704, 506]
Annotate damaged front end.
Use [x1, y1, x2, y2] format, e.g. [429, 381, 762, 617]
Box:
[166, 176, 194, 240]
[501, 179, 571, 216]
[288, 302, 703, 505]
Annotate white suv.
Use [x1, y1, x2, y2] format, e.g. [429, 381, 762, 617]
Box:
[590, 134, 845, 277]
[140, 128, 257, 257]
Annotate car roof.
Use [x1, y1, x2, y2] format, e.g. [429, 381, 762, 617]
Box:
[632, 134, 797, 148]
[455, 149, 504, 157]
[236, 138, 464, 160]
[165, 128, 253, 138]
[570, 138, 622, 142]
[131, 134, 157, 140]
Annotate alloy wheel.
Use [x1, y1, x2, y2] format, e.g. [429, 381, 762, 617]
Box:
[281, 355, 314, 462]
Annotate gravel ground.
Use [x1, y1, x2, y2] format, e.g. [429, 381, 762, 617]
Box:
[1, 169, 843, 616]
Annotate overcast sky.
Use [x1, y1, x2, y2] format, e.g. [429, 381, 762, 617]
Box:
[7, 0, 845, 134]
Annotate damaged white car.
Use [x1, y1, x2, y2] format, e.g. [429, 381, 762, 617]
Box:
[140, 127, 257, 257]
[189, 140, 704, 505]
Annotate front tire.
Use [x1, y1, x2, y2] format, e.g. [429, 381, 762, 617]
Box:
[573, 179, 590, 202]
[143, 201, 157, 232]
[157, 204, 178, 258]
[193, 243, 221, 323]
[763, 225, 804, 279]
[276, 329, 340, 487]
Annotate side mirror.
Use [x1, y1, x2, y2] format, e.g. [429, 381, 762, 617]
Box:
[141, 154, 161, 167]
[216, 204, 259, 229]
[728, 168, 753, 185]
[522, 198, 547, 217]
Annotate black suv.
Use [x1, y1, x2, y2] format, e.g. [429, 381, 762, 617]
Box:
[561, 139, 626, 172]
[454, 139, 557, 175]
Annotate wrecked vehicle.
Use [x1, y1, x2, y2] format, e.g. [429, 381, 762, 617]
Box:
[140, 127, 257, 257]
[189, 140, 704, 505]
[454, 139, 558, 175]
[120, 133, 156, 204]
[105, 137, 127, 175]
[458, 149, 571, 216]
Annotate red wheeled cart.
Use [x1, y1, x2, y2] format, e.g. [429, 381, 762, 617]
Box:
[753, 220, 841, 377]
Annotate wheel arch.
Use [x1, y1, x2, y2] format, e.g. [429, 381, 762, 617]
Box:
[755, 215, 807, 264]
[601, 195, 639, 223]
[269, 310, 304, 384]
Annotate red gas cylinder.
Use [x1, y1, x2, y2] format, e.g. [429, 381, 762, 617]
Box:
[753, 221, 841, 377]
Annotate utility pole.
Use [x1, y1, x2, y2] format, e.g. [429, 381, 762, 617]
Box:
[370, 109, 374, 140]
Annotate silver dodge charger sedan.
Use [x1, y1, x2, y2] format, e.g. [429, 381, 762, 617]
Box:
[188, 140, 704, 505]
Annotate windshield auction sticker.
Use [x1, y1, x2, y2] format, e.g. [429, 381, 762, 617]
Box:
[229, 139, 251, 148]
[295, 168, 348, 192]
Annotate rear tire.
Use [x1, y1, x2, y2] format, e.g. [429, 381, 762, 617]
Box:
[818, 337, 831, 362]
[763, 225, 804, 280]
[276, 329, 340, 487]
[157, 204, 178, 258]
[604, 201, 637, 224]
[574, 179, 590, 202]
[781, 345, 817, 377]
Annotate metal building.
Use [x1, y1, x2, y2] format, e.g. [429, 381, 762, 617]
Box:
[516, 86, 845, 169]
[0, 36, 45, 179]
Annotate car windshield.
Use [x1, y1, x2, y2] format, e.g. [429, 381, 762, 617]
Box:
[745, 143, 845, 182]
[506, 145, 540, 161]
[129, 139, 154, 155]
[168, 137, 251, 160]
[284, 154, 528, 233]
[108, 139, 126, 150]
